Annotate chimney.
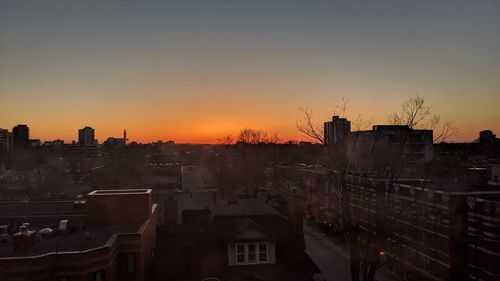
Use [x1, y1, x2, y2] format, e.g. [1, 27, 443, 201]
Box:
[164, 200, 178, 227]
[12, 228, 36, 251]
[73, 200, 87, 213]
[288, 195, 305, 244]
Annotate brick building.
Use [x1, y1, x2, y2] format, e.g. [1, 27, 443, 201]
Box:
[467, 196, 500, 281]
[0, 189, 157, 281]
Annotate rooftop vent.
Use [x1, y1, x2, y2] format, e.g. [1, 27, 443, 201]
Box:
[38, 228, 54, 237]
[0, 225, 8, 234]
[58, 220, 68, 232]
[84, 231, 94, 240]
[0, 233, 9, 243]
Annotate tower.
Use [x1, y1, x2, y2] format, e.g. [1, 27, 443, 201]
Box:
[78, 126, 95, 146]
[12, 124, 29, 147]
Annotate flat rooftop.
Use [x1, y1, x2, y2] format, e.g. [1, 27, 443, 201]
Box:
[0, 225, 139, 258]
[88, 188, 151, 195]
[0, 201, 75, 217]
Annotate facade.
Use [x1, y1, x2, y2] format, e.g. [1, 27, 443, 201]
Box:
[324, 116, 351, 145]
[277, 164, 500, 281]
[0, 128, 13, 152]
[12, 124, 29, 148]
[348, 179, 500, 281]
[467, 196, 500, 281]
[154, 197, 318, 281]
[0, 189, 158, 281]
[78, 126, 96, 146]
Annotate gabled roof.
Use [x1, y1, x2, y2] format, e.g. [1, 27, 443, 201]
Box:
[227, 218, 276, 242]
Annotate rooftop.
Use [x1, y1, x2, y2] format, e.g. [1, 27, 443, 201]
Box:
[0, 225, 139, 258]
[209, 199, 280, 217]
[0, 201, 75, 217]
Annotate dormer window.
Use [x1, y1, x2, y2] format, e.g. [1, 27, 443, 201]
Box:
[234, 242, 272, 265]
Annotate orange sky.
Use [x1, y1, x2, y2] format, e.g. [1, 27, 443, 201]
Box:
[1, 1, 499, 143]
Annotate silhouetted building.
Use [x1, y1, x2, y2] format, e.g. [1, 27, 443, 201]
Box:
[43, 139, 64, 146]
[0, 189, 157, 281]
[12, 124, 29, 148]
[0, 129, 13, 151]
[103, 130, 127, 148]
[479, 130, 498, 145]
[28, 139, 41, 147]
[324, 116, 351, 145]
[349, 125, 433, 168]
[78, 126, 96, 146]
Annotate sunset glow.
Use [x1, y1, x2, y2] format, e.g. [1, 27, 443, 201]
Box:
[1, 1, 499, 143]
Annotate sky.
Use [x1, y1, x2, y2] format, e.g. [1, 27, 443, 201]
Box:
[1, 0, 499, 143]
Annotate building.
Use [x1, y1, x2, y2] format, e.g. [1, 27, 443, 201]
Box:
[324, 116, 351, 145]
[154, 197, 318, 281]
[0, 189, 158, 281]
[275, 164, 500, 281]
[348, 125, 433, 169]
[43, 139, 65, 146]
[0, 129, 13, 152]
[181, 165, 211, 191]
[12, 124, 29, 148]
[467, 195, 500, 281]
[103, 130, 127, 149]
[78, 126, 96, 146]
[479, 130, 496, 145]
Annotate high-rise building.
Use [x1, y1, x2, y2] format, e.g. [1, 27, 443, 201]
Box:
[12, 124, 29, 147]
[479, 130, 496, 145]
[324, 116, 351, 145]
[0, 129, 13, 151]
[78, 126, 95, 146]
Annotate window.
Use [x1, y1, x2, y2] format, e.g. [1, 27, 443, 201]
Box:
[87, 271, 104, 281]
[235, 242, 270, 265]
[259, 243, 267, 262]
[118, 253, 136, 277]
[236, 245, 245, 263]
[247, 244, 256, 263]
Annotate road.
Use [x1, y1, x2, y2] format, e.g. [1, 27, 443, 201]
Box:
[304, 222, 397, 281]
[304, 222, 351, 281]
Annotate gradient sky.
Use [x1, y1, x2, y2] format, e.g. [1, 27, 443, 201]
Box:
[1, 1, 499, 143]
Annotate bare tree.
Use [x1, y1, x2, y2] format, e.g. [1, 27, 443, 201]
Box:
[236, 128, 270, 144]
[296, 106, 325, 144]
[389, 95, 457, 143]
[297, 96, 456, 281]
[218, 134, 234, 145]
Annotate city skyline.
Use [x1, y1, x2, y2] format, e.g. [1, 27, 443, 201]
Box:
[1, 0, 499, 143]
